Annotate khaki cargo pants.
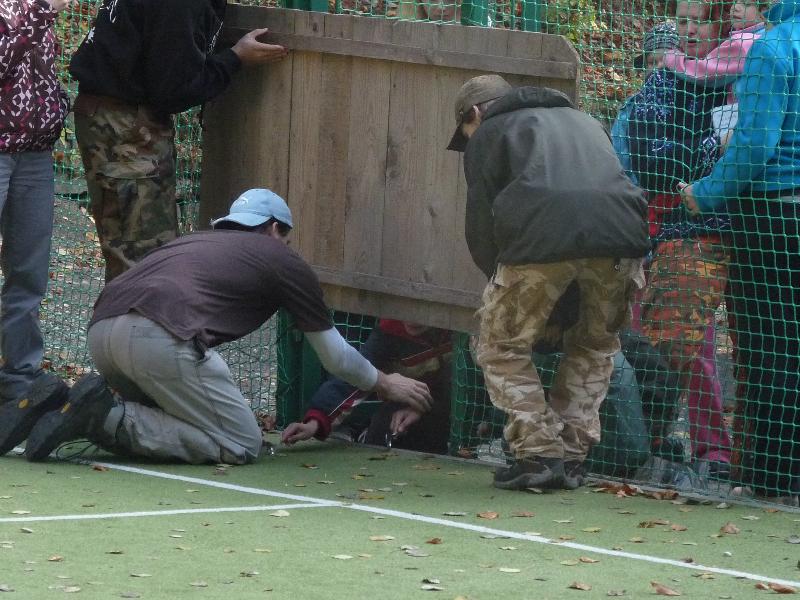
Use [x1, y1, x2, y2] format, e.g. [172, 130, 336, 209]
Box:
[475, 258, 643, 462]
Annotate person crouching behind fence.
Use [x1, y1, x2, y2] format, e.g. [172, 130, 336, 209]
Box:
[0, 188, 433, 464]
[446, 75, 650, 491]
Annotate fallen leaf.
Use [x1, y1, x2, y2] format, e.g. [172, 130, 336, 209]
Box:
[10, 510, 30, 515]
[512, 511, 534, 518]
[477, 512, 499, 520]
[332, 554, 353, 560]
[302, 463, 319, 469]
[91, 464, 109, 472]
[369, 535, 395, 542]
[48, 555, 64, 562]
[106, 550, 124, 555]
[651, 581, 681, 596]
[130, 573, 152, 578]
[190, 581, 208, 587]
[0, 585, 14, 592]
[498, 568, 521, 573]
[606, 590, 626, 597]
[499, 546, 517, 551]
[120, 593, 141, 599]
[404, 548, 430, 558]
[639, 519, 670, 528]
[239, 571, 259, 577]
[768, 583, 797, 594]
[579, 557, 600, 563]
[426, 538, 442, 545]
[741, 515, 760, 521]
[628, 537, 645, 543]
[421, 578, 440, 584]
[317, 480, 335, 485]
[670, 524, 688, 532]
[569, 582, 592, 591]
[786, 536, 800, 544]
[253, 548, 271, 553]
[582, 527, 602, 533]
[442, 512, 466, 517]
[19, 527, 33, 534]
[756, 583, 771, 590]
[720, 522, 740, 535]
[269, 510, 290, 518]
[420, 584, 444, 591]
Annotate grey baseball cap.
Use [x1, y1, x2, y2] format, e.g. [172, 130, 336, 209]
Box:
[211, 188, 293, 229]
[634, 22, 680, 68]
[446, 74, 512, 152]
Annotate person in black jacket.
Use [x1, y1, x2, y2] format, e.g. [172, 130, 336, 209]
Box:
[69, 0, 288, 282]
[446, 75, 650, 491]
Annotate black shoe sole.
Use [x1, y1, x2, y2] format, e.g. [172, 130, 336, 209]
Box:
[25, 375, 112, 462]
[0, 374, 69, 456]
[493, 468, 566, 491]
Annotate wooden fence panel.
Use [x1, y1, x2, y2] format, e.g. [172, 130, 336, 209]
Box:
[200, 7, 579, 332]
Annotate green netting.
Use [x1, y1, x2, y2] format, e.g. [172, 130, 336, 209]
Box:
[15, 0, 795, 505]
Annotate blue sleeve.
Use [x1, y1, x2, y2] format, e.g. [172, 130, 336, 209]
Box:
[694, 39, 789, 211]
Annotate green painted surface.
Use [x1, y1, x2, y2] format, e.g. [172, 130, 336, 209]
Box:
[1, 438, 798, 599]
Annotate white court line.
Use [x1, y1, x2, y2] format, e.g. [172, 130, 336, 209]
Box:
[0, 503, 324, 524]
[84, 462, 800, 588]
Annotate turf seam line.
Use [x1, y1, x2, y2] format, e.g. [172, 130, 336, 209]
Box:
[0, 503, 324, 523]
[96, 461, 800, 589]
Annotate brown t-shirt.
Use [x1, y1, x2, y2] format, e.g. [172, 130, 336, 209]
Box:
[89, 230, 333, 348]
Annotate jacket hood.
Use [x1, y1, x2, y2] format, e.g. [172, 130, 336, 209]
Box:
[766, 0, 800, 24]
[484, 87, 574, 121]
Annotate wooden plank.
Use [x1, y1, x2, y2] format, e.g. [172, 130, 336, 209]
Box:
[199, 58, 293, 227]
[220, 28, 578, 80]
[342, 57, 390, 276]
[287, 51, 324, 257]
[310, 52, 353, 268]
[314, 266, 480, 308]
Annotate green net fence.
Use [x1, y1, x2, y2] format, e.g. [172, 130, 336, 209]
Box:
[8, 0, 793, 504]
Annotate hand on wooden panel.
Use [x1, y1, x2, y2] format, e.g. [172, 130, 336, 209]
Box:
[233, 28, 289, 66]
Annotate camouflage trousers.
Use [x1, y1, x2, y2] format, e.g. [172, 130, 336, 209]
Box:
[475, 258, 643, 462]
[640, 237, 729, 373]
[74, 94, 178, 282]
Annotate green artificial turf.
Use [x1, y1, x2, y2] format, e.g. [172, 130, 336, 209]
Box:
[1, 436, 798, 599]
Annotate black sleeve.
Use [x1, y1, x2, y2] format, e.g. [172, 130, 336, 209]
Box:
[143, 1, 241, 114]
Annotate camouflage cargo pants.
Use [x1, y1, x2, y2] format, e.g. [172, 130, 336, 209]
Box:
[74, 94, 178, 282]
[640, 237, 729, 373]
[475, 258, 643, 462]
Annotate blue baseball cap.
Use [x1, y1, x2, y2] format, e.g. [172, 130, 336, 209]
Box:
[211, 188, 293, 229]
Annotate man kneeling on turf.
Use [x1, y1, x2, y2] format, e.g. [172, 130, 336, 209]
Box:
[0, 189, 432, 463]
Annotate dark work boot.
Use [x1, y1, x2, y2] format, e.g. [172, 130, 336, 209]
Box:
[563, 460, 588, 490]
[25, 374, 117, 462]
[0, 372, 69, 456]
[493, 456, 565, 490]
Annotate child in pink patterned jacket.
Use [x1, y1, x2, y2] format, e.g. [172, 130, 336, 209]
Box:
[662, 1, 767, 141]
[0, 0, 70, 407]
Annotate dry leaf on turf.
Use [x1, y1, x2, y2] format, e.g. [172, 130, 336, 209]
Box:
[639, 519, 670, 528]
[512, 511, 534, 518]
[369, 535, 395, 542]
[670, 524, 688, 532]
[768, 583, 797, 594]
[720, 522, 740, 534]
[270, 510, 290, 518]
[477, 512, 499, 520]
[582, 527, 602, 533]
[332, 555, 353, 560]
[426, 538, 442, 545]
[569, 582, 592, 591]
[442, 512, 466, 517]
[606, 590, 626, 597]
[579, 557, 600, 563]
[651, 581, 681, 596]
[498, 568, 521, 573]
[190, 582, 208, 588]
[420, 584, 444, 591]
[48, 555, 64, 562]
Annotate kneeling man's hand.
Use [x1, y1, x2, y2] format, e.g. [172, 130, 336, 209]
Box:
[390, 408, 424, 435]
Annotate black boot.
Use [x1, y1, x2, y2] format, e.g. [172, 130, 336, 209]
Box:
[0, 372, 69, 456]
[493, 456, 565, 490]
[563, 460, 588, 490]
[25, 374, 117, 462]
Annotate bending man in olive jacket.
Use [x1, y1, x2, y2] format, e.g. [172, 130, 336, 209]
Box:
[447, 76, 650, 491]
